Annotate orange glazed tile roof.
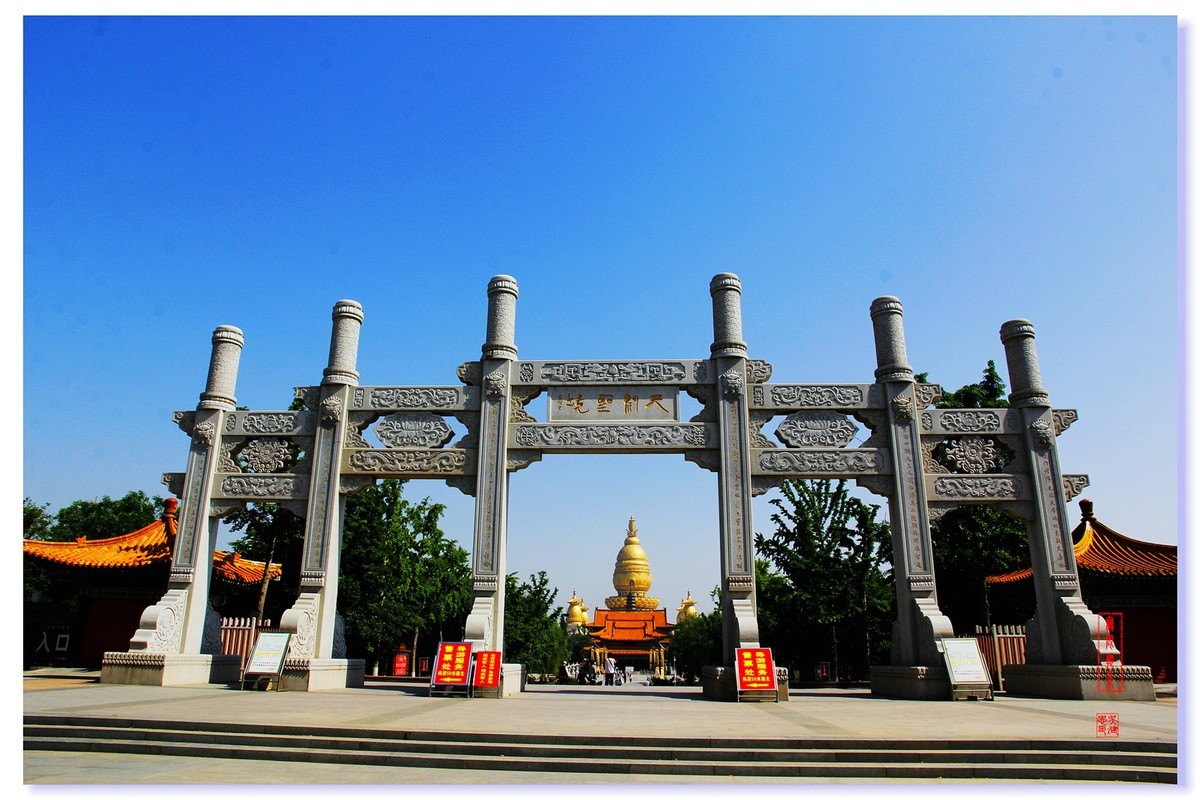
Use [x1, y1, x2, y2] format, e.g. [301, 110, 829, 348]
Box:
[587, 609, 673, 642]
[985, 499, 1176, 586]
[22, 498, 281, 585]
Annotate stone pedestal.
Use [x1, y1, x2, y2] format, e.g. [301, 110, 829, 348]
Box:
[1003, 664, 1156, 701]
[471, 663, 524, 698]
[870, 665, 952, 700]
[701, 665, 789, 702]
[279, 658, 366, 691]
[100, 652, 241, 686]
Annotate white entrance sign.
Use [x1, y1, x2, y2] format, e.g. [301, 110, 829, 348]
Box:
[942, 637, 991, 685]
[245, 632, 292, 675]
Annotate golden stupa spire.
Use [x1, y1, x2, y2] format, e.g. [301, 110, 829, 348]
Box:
[676, 589, 698, 623]
[566, 588, 588, 627]
[605, 516, 660, 611]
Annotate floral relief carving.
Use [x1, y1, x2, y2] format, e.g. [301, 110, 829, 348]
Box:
[775, 412, 858, 448]
[757, 449, 882, 473]
[940, 410, 1002, 433]
[368, 387, 461, 409]
[770, 385, 864, 407]
[240, 438, 296, 473]
[942, 436, 1000, 474]
[375, 412, 454, 448]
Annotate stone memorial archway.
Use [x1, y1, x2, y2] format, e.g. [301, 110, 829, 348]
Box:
[100, 274, 1153, 700]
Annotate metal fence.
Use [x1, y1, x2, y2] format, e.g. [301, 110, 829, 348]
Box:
[972, 624, 1028, 691]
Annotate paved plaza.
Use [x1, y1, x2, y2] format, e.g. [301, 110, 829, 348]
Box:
[22, 670, 1178, 785]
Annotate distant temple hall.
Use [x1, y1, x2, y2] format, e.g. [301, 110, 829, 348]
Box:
[565, 517, 697, 675]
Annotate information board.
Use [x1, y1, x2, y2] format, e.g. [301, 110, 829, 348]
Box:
[472, 650, 502, 688]
[431, 641, 473, 686]
[244, 632, 291, 676]
[734, 647, 777, 691]
[942, 637, 991, 685]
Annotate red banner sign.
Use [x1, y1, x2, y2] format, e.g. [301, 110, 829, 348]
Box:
[431, 641, 472, 686]
[735, 647, 777, 691]
[473, 650, 502, 688]
[1097, 612, 1125, 693]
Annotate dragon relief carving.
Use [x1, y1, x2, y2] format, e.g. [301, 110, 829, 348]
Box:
[770, 385, 864, 407]
[939, 410, 1002, 433]
[348, 449, 468, 473]
[368, 387, 461, 409]
[933, 476, 1020, 499]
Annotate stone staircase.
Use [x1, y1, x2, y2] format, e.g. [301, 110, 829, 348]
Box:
[24, 715, 1176, 782]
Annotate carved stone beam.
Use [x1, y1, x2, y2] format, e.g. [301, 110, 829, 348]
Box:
[750, 383, 882, 411]
[751, 447, 891, 478]
[342, 447, 474, 477]
[221, 410, 317, 437]
[351, 385, 480, 412]
[918, 408, 1020, 435]
[214, 474, 311, 501]
[513, 359, 711, 386]
[924, 474, 1026, 503]
[510, 423, 716, 453]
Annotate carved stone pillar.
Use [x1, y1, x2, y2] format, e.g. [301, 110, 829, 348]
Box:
[282, 300, 363, 666]
[464, 276, 517, 653]
[1000, 320, 1109, 665]
[868, 298, 953, 682]
[709, 273, 760, 668]
[109, 326, 244, 685]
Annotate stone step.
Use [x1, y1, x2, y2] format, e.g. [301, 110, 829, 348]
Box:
[23, 718, 1177, 782]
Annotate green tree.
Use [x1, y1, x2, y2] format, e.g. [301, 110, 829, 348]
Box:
[337, 480, 471, 673]
[503, 571, 569, 675]
[49, 491, 164, 542]
[670, 608, 722, 683]
[756, 479, 893, 681]
[226, 503, 305, 625]
[923, 361, 1029, 632]
[23, 498, 54, 540]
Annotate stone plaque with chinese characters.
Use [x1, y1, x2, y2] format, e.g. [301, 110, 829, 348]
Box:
[547, 387, 679, 423]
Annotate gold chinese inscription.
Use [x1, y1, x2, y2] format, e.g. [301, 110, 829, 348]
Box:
[548, 387, 679, 423]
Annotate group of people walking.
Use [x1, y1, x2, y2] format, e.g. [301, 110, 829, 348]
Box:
[558, 657, 635, 686]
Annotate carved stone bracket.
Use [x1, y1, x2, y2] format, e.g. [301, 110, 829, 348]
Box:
[914, 383, 942, 409]
[161, 472, 185, 498]
[684, 449, 720, 473]
[1062, 474, 1090, 501]
[293, 386, 320, 410]
[1053, 409, 1079, 435]
[344, 411, 377, 449]
[854, 473, 893, 499]
[173, 411, 196, 435]
[506, 449, 543, 472]
[685, 384, 717, 423]
[749, 410, 776, 449]
[444, 474, 477, 497]
[510, 387, 543, 423]
[457, 361, 482, 386]
[751, 475, 785, 497]
[339, 475, 377, 494]
[745, 359, 772, 383]
[927, 502, 956, 521]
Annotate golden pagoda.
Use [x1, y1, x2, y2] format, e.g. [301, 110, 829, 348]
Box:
[565, 590, 589, 634]
[586, 517, 674, 675]
[676, 590, 698, 624]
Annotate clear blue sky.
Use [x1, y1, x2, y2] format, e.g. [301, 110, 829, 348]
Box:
[22, 15, 1178, 618]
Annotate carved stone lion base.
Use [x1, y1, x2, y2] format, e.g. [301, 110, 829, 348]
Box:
[100, 652, 241, 686]
[870, 665, 952, 700]
[1003, 664, 1156, 701]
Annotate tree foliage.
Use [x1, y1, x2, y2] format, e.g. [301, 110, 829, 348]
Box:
[503, 571, 570, 674]
[925, 361, 1030, 632]
[336, 480, 471, 670]
[226, 503, 305, 625]
[28, 491, 164, 542]
[670, 608, 723, 683]
[756, 479, 893, 680]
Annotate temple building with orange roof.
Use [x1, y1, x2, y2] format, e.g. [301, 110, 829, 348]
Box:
[986, 498, 1176, 682]
[24, 498, 280, 668]
[581, 517, 685, 676]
